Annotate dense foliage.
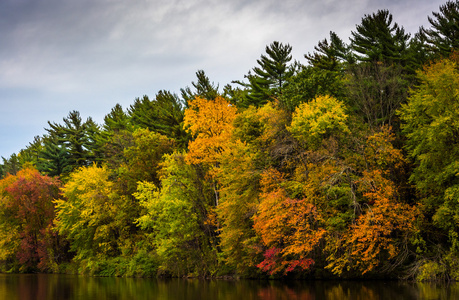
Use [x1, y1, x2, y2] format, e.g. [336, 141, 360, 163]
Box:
[2, 1, 459, 281]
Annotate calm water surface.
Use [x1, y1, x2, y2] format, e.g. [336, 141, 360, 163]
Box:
[0, 274, 457, 300]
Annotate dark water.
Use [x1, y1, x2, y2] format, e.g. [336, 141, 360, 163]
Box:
[0, 274, 457, 300]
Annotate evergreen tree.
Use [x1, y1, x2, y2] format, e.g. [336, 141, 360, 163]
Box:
[422, 0, 459, 57]
[235, 41, 295, 108]
[351, 10, 410, 64]
[280, 32, 350, 111]
[129, 91, 189, 149]
[102, 103, 131, 133]
[180, 70, 219, 103]
[19, 136, 43, 167]
[46, 111, 100, 171]
[37, 134, 71, 177]
[405, 31, 432, 74]
[0, 154, 20, 178]
[305, 31, 354, 70]
[94, 104, 131, 157]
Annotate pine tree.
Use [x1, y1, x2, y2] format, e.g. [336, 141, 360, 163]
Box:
[351, 10, 410, 64]
[103, 103, 131, 133]
[422, 0, 459, 57]
[305, 31, 354, 70]
[235, 41, 294, 108]
[37, 134, 70, 177]
[128, 91, 189, 149]
[46, 111, 99, 171]
[180, 70, 219, 103]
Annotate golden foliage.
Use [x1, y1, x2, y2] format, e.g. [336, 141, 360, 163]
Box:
[184, 96, 237, 166]
[288, 95, 349, 148]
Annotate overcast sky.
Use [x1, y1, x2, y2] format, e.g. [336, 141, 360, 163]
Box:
[0, 0, 447, 158]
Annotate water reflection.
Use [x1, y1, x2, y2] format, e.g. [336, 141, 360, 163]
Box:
[0, 274, 457, 300]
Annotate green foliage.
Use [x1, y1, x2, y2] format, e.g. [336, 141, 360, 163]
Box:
[94, 104, 133, 160]
[217, 140, 262, 275]
[121, 128, 175, 190]
[37, 134, 71, 177]
[253, 41, 294, 94]
[282, 64, 347, 112]
[45, 111, 101, 173]
[305, 31, 354, 70]
[399, 58, 459, 209]
[0, 154, 21, 178]
[351, 9, 410, 64]
[128, 91, 189, 148]
[235, 41, 295, 108]
[180, 70, 220, 103]
[54, 165, 131, 263]
[399, 56, 459, 279]
[135, 152, 218, 277]
[422, 0, 459, 57]
[103, 103, 132, 133]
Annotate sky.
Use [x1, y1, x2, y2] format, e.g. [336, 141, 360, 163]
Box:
[0, 0, 448, 158]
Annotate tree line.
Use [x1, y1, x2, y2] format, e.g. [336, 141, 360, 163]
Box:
[1, 1, 459, 280]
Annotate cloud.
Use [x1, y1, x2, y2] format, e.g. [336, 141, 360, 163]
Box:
[0, 0, 448, 157]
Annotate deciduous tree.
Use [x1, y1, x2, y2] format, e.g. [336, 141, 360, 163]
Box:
[54, 165, 130, 264]
[398, 57, 459, 264]
[0, 167, 61, 272]
[135, 152, 218, 276]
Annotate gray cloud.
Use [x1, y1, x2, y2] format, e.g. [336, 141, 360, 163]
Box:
[0, 0, 447, 157]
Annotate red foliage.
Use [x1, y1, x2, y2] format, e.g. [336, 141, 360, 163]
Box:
[257, 247, 314, 275]
[2, 168, 61, 270]
[257, 248, 282, 275]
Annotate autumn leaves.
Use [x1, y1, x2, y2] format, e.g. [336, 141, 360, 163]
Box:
[151, 94, 418, 277]
[0, 54, 458, 279]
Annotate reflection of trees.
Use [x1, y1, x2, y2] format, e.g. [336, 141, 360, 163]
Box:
[416, 282, 459, 300]
[257, 284, 314, 300]
[1, 275, 459, 299]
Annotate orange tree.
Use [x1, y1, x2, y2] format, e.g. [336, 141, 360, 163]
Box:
[248, 95, 418, 277]
[324, 127, 418, 276]
[183, 96, 237, 208]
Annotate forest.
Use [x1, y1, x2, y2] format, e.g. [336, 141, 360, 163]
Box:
[1, 1, 459, 281]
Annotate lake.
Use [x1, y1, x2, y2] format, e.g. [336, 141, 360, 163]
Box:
[0, 274, 457, 300]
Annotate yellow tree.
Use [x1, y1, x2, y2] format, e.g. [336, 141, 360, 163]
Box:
[54, 164, 131, 269]
[288, 95, 349, 149]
